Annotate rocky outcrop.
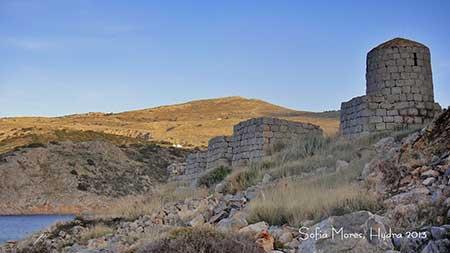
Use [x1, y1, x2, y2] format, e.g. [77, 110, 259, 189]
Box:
[365, 108, 450, 230]
[0, 141, 187, 215]
[298, 211, 394, 253]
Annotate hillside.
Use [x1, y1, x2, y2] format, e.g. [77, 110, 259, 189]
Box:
[0, 141, 188, 215]
[4, 109, 449, 253]
[0, 97, 339, 153]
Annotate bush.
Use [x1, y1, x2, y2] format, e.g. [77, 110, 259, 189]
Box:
[137, 226, 264, 253]
[198, 166, 232, 187]
[225, 159, 276, 193]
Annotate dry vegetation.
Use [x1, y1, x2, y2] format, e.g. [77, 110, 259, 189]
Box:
[136, 226, 264, 253]
[223, 130, 422, 227]
[95, 182, 209, 220]
[79, 224, 114, 244]
[0, 97, 339, 153]
[247, 172, 380, 226]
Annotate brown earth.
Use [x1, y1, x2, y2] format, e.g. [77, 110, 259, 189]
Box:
[0, 96, 339, 154]
[0, 141, 188, 215]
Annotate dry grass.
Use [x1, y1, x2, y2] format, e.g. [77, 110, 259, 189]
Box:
[248, 171, 380, 226]
[79, 224, 114, 244]
[95, 182, 209, 220]
[228, 131, 404, 226]
[136, 226, 264, 253]
[224, 131, 397, 193]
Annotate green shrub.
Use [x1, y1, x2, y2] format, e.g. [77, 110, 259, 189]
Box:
[198, 166, 232, 187]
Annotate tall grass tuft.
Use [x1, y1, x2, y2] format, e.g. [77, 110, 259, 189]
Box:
[247, 158, 381, 226]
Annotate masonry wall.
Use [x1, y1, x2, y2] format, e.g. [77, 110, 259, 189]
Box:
[184, 151, 207, 179]
[340, 96, 369, 136]
[231, 117, 322, 167]
[366, 45, 433, 99]
[207, 136, 233, 169]
[182, 117, 323, 178]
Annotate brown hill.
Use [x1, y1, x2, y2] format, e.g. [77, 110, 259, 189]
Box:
[0, 96, 339, 153]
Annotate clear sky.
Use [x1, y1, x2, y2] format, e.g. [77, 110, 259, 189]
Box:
[1, 0, 449, 117]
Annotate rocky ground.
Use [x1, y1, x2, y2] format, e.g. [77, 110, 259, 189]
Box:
[1, 109, 449, 253]
[0, 141, 188, 214]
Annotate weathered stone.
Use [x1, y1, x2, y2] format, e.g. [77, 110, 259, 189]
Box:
[216, 215, 248, 233]
[430, 226, 447, 240]
[335, 160, 349, 172]
[262, 173, 273, 184]
[255, 230, 274, 252]
[423, 177, 436, 186]
[421, 170, 440, 178]
[239, 221, 269, 235]
[297, 211, 394, 253]
[340, 38, 441, 137]
[189, 214, 205, 227]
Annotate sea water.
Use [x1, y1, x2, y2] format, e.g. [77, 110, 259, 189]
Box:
[0, 215, 74, 244]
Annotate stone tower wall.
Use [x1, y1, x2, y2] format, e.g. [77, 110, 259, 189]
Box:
[366, 46, 434, 100]
[340, 38, 441, 137]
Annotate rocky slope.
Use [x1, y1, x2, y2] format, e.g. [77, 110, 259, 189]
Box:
[363, 108, 450, 252]
[0, 141, 188, 215]
[0, 97, 339, 153]
[2, 110, 448, 253]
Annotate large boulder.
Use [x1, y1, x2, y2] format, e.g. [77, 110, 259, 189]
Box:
[297, 211, 394, 253]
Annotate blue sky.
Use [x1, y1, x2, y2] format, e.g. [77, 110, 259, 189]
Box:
[1, 0, 449, 117]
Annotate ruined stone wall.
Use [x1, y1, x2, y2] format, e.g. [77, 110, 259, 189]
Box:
[181, 117, 323, 178]
[206, 136, 233, 169]
[340, 96, 369, 136]
[231, 117, 322, 167]
[183, 151, 207, 180]
[340, 38, 441, 137]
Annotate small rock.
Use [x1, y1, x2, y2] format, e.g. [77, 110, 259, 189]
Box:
[255, 230, 274, 252]
[215, 182, 226, 194]
[278, 232, 293, 244]
[216, 215, 248, 233]
[262, 173, 273, 184]
[245, 188, 259, 201]
[430, 226, 447, 240]
[421, 241, 439, 253]
[336, 160, 349, 172]
[444, 167, 450, 177]
[422, 170, 440, 178]
[189, 214, 205, 227]
[239, 221, 269, 235]
[423, 177, 436, 186]
[287, 238, 300, 249]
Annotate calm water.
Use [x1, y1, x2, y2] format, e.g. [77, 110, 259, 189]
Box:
[0, 215, 74, 244]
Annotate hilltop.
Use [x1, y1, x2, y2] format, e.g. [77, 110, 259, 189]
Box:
[0, 96, 339, 153]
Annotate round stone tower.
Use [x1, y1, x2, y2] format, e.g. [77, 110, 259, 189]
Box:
[366, 37, 434, 102]
[340, 38, 441, 137]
